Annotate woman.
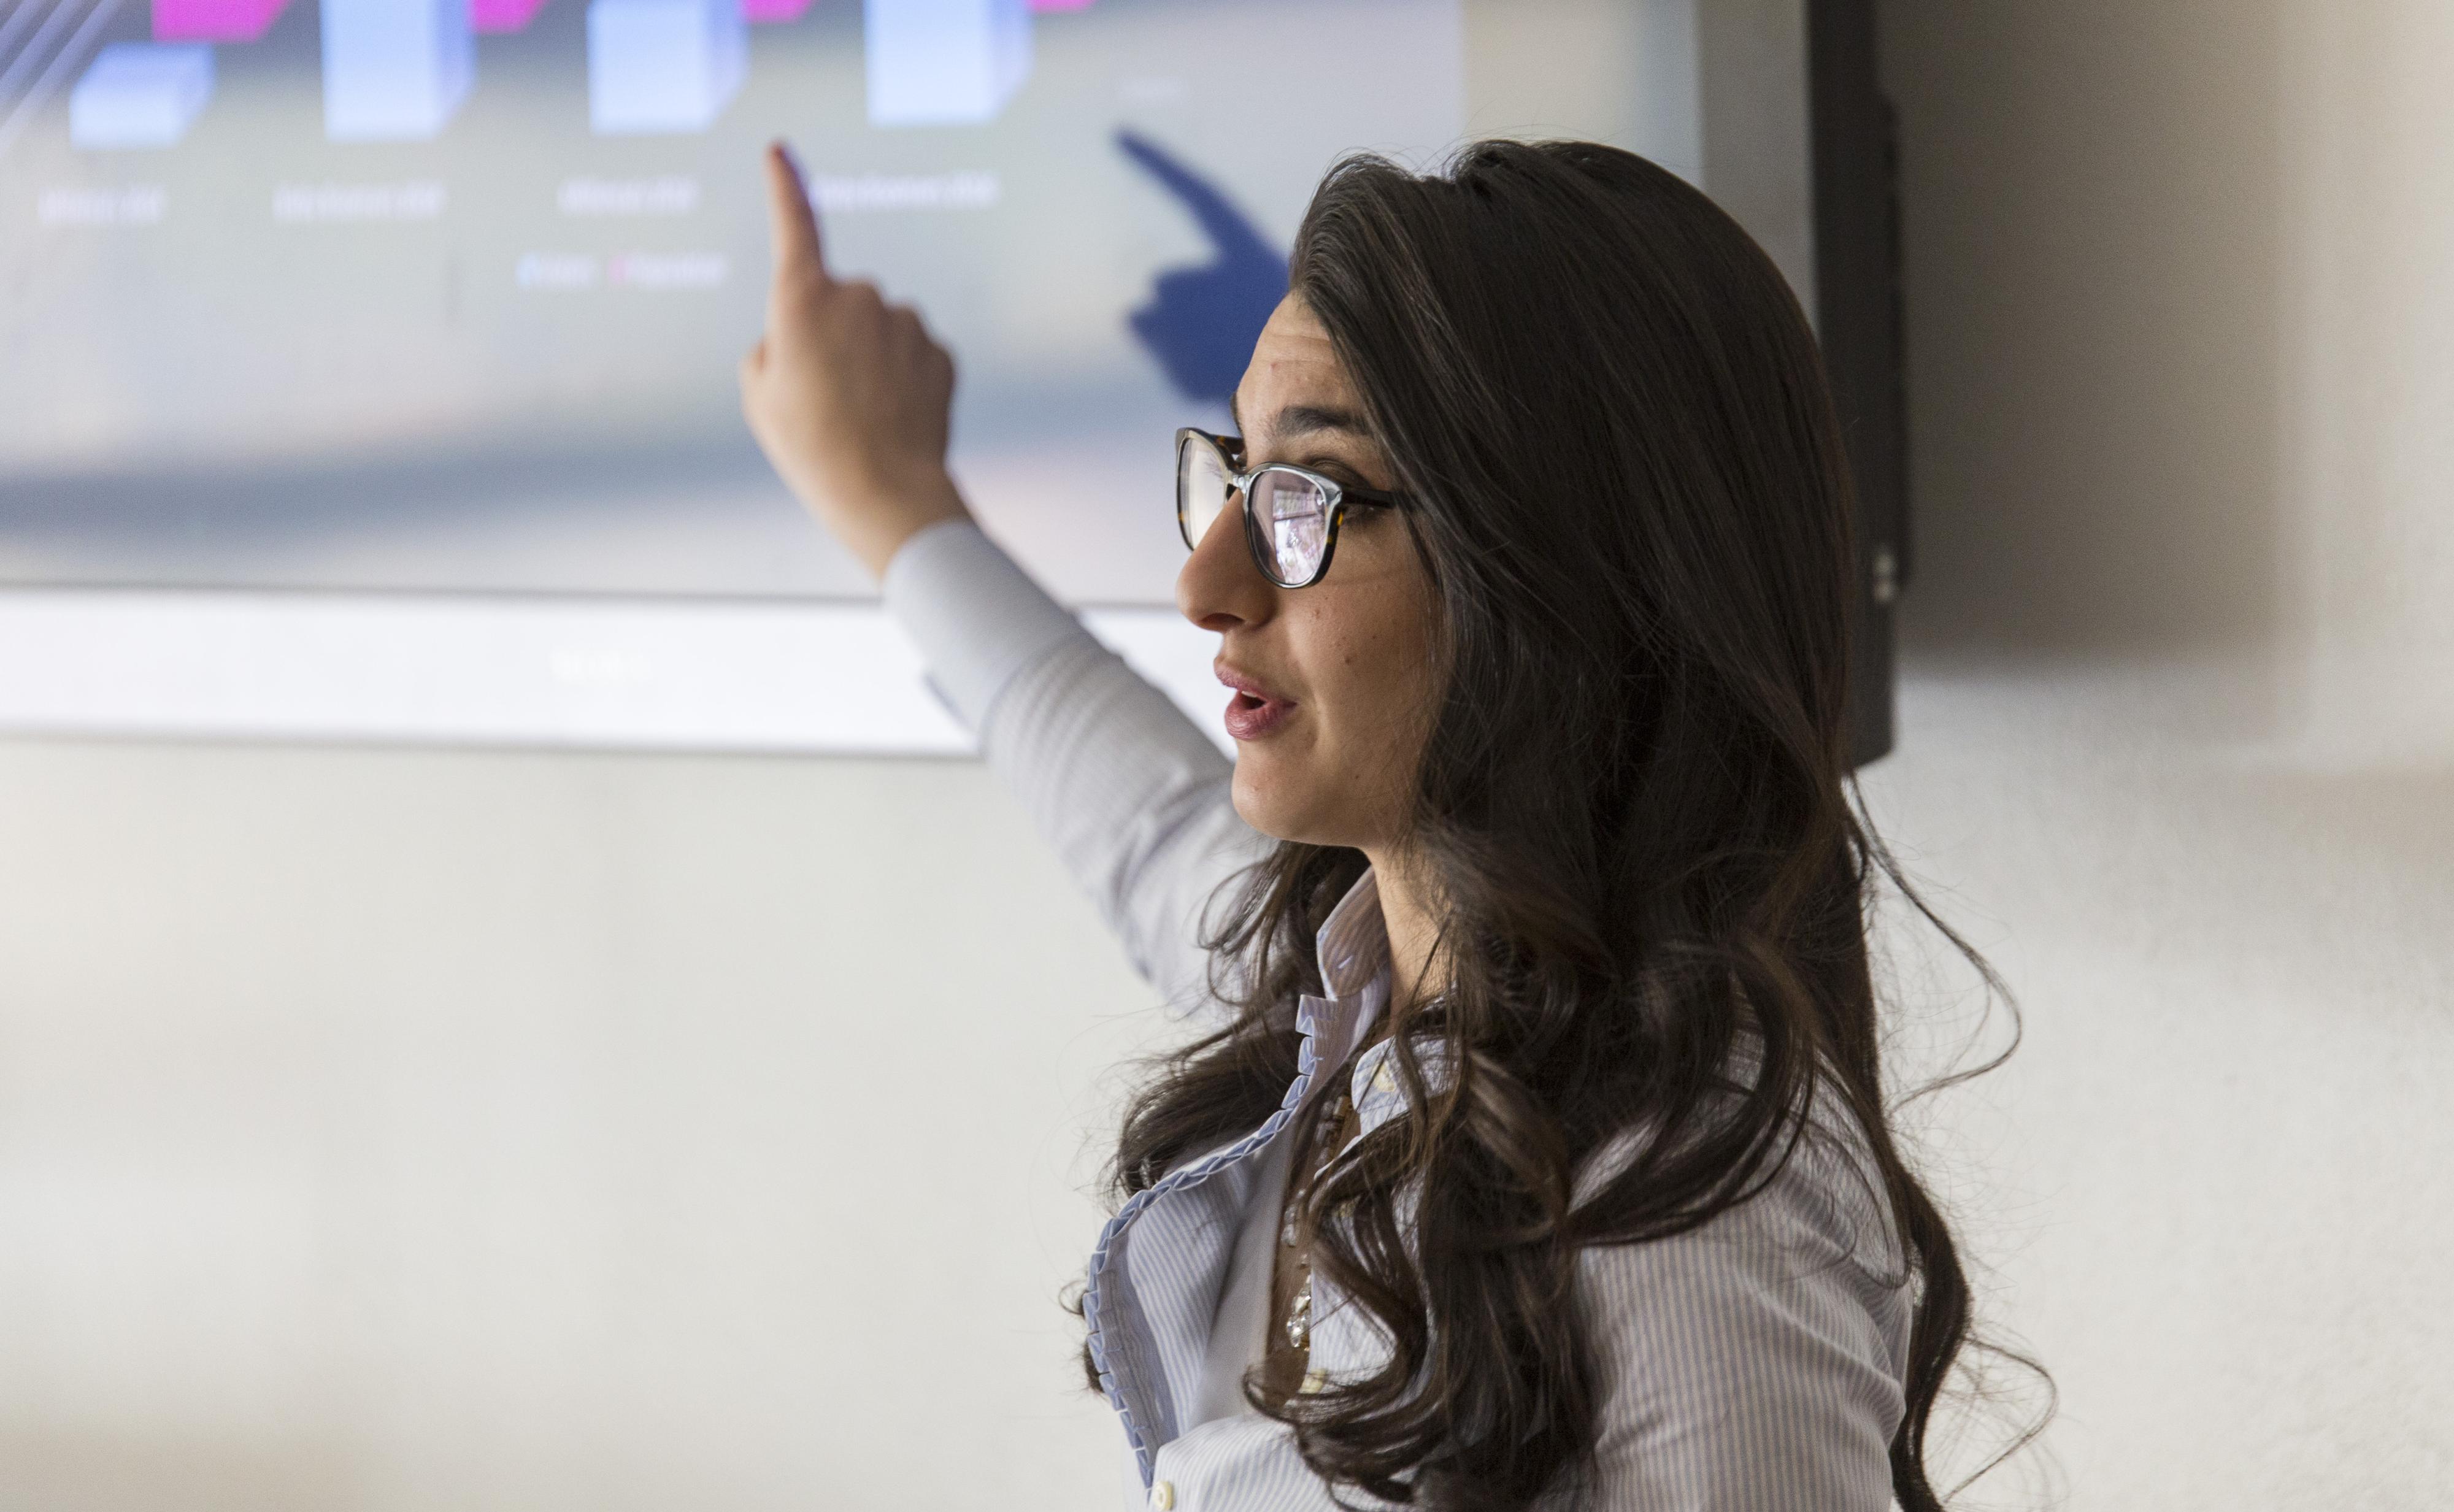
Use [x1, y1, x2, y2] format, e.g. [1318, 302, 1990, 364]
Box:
[742, 137, 1984, 1511]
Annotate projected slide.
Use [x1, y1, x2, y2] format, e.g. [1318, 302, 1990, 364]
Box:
[158, 0, 292, 42]
[67, 0, 1040, 144]
[0, 0, 1463, 607]
[321, 0, 474, 140]
[585, 0, 745, 136]
[69, 43, 215, 147]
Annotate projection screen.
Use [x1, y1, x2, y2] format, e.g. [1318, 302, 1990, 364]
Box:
[0, 0, 1826, 753]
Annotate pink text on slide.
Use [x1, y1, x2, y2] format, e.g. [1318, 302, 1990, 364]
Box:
[153, 0, 290, 41]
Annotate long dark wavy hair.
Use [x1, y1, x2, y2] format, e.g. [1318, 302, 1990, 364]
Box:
[1090, 140, 2031, 1511]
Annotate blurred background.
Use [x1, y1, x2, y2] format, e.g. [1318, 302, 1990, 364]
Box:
[1, 0, 2450, 1507]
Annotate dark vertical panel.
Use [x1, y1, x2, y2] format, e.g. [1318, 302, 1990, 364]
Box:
[1809, 0, 1909, 764]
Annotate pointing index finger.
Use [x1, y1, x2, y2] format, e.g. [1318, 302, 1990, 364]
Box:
[763, 140, 829, 290]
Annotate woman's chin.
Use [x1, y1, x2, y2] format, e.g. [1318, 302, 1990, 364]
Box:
[1229, 762, 1310, 844]
[1230, 762, 1357, 851]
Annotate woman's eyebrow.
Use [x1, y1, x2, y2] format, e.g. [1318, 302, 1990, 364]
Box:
[1236, 402, 1371, 448]
[1271, 403, 1371, 439]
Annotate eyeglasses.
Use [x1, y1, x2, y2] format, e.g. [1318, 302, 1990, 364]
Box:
[1175, 427, 1407, 589]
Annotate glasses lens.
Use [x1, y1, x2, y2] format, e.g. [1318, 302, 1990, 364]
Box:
[1178, 435, 1233, 551]
[1251, 469, 1332, 585]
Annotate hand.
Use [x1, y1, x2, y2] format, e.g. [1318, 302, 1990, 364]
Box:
[740, 141, 970, 580]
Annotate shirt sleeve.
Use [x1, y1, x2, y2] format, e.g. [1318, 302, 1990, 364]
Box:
[881, 520, 1269, 1016]
[1572, 1184, 1910, 1510]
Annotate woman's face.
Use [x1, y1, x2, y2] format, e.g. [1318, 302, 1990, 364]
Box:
[1177, 294, 1441, 854]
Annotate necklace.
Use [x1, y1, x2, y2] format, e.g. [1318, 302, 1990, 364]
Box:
[1279, 1086, 1358, 1356]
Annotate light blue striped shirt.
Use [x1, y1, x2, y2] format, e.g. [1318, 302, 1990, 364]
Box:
[883, 521, 1913, 1512]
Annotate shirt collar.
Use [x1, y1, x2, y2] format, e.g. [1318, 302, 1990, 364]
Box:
[1315, 867, 1460, 1129]
[1315, 865, 1391, 1001]
[1290, 867, 1393, 1102]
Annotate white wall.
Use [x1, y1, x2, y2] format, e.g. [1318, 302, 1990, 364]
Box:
[0, 742, 1170, 1509]
[1869, 1, 2454, 1505]
[2, 2, 2450, 1508]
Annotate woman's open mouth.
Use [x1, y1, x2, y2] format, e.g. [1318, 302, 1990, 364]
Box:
[1216, 662, 1298, 742]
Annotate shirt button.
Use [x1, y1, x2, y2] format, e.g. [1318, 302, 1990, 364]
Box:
[1369, 1064, 1396, 1097]
[1149, 1479, 1176, 1510]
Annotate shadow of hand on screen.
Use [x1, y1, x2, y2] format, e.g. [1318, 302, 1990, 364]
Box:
[1118, 129, 1290, 405]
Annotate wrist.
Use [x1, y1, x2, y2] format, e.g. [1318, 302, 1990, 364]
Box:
[847, 467, 969, 580]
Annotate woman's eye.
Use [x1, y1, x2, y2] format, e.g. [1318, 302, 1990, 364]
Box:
[1307, 467, 1381, 498]
[1293, 453, 1372, 484]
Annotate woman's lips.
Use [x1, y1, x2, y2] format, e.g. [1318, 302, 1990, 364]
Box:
[1217, 662, 1297, 742]
[1223, 689, 1296, 742]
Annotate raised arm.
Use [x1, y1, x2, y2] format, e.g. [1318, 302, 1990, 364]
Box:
[740, 142, 1264, 1016]
[886, 523, 1265, 1013]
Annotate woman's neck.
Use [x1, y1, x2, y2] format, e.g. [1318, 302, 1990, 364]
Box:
[1364, 848, 1445, 1019]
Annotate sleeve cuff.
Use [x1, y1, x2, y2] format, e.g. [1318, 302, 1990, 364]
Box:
[880, 519, 1093, 733]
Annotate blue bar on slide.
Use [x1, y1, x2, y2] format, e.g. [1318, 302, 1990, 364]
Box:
[864, 0, 1031, 127]
[71, 43, 215, 149]
[587, 0, 745, 134]
[320, 0, 472, 141]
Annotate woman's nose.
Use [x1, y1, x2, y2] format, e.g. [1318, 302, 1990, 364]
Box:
[1176, 493, 1277, 632]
